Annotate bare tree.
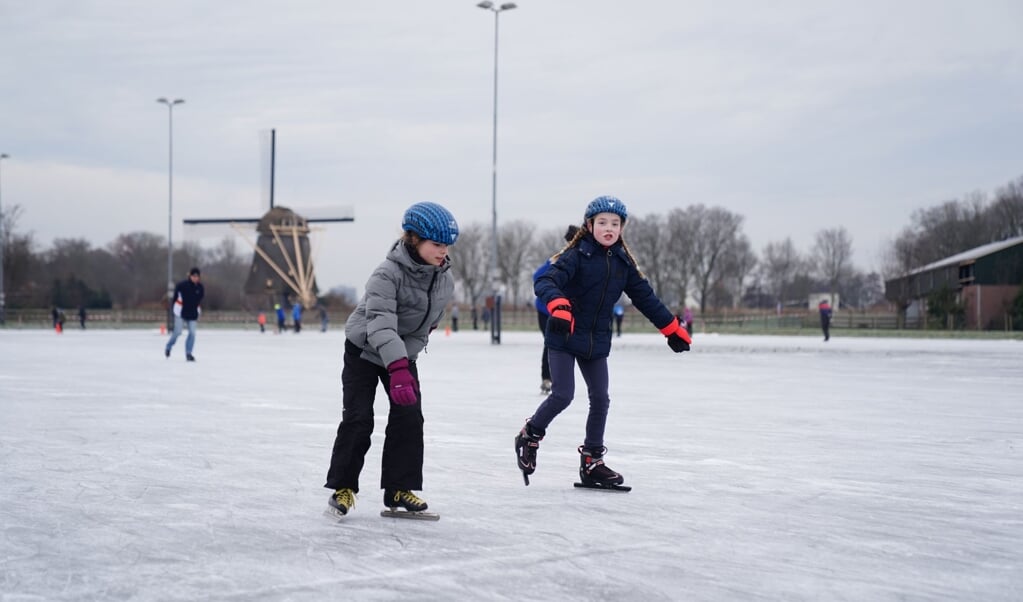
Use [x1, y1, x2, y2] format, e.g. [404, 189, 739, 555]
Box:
[760, 237, 801, 306]
[661, 208, 698, 309]
[496, 220, 535, 306]
[448, 222, 489, 309]
[689, 205, 744, 313]
[106, 232, 168, 308]
[813, 227, 854, 305]
[722, 234, 756, 308]
[624, 213, 673, 302]
[988, 176, 1023, 240]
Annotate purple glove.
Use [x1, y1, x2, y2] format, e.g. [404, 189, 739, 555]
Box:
[387, 358, 419, 405]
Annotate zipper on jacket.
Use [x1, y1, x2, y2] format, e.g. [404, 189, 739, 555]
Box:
[415, 270, 439, 352]
[588, 248, 613, 358]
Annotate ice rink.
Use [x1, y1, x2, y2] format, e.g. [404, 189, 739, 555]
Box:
[1, 327, 1021, 600]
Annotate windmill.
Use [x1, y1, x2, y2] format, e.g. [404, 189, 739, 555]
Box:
[183, 129, 353, 309]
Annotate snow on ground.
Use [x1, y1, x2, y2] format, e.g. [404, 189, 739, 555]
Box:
[1, 328, 1021, 600]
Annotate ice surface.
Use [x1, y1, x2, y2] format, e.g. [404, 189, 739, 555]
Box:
[1, 329, 1021, 600]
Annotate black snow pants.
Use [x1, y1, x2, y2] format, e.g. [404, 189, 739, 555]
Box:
[325, 340, 424, 493]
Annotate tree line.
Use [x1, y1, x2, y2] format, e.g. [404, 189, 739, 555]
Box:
[2, 175, 1021, 313]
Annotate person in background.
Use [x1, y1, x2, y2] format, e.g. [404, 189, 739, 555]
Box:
[819, 298, 832, 342]
[257, 311, 267, 333]
[275, 303, 286, 333]
[325, 202, 458, 518]
[78, 306, 87, 329]
[164, 267, 204, 362]
[516, 196, 691, 489]
[613, 302, 625, 337]
[683, 306, 693, 335]
[319, 304, 329, 332]
[450, 304, 459, 332]
[533, 225, 580, 395]
[292, 301, 303, 333]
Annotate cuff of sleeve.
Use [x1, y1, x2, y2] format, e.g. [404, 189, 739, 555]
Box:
[546, 297, 571, 313]
[659, 318, 681, 336]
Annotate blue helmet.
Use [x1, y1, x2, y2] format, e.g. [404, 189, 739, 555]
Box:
[402, 202, 459, 244]
[584, 196, 627, 223]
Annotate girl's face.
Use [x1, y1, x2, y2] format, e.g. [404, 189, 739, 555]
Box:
[417, 239, 449, 266]
[589, 212, 623, 247]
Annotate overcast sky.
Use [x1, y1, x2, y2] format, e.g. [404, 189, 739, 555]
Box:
[1, 1, 1021, 295]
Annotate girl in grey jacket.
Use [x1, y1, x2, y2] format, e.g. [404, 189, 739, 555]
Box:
[325, 202, 457, 518]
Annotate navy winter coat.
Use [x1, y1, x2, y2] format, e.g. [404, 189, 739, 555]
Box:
[172, 278, 204, 321]
[535, 234, 675, 360]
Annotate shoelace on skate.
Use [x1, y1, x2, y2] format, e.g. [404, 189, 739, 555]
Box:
[391, 490, 426, 509]
[334, 488, 355, 509]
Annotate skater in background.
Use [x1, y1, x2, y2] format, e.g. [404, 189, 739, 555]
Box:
[292, 301, 303, 333]
[78, 306, 87, 329]
[819, 298, 832, 341]
[683, 306, 693, 335]
[325, 202, 458, 518]
[515, 196, 691, 489]
[275, 303, 286, 333]
[164, 267, 204, 362]
[318, 304, 329, 332]
[613, 302, 625, 337]
[533, 225, 580, 394]
[257, 311, 266, 333]
[449, 304, 459, 332]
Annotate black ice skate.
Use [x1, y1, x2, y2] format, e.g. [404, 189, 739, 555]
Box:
[326, 488, 356, 518]
[381, 489, 439, 521]
[514, 421, 545, 486]
[575, 446, 631, 492]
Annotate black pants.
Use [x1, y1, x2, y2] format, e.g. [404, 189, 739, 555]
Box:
[325, 341, 424, 493]
[537, 311, 551, 381]
[821, 316, 830, 341]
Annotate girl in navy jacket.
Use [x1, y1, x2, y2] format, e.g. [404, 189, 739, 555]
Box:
[515, 196, 692, 488]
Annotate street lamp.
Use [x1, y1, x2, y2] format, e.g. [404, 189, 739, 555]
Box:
[0, 153, 8, 325]
[156, 97, 184, 329]
[477, 1, 516, 345]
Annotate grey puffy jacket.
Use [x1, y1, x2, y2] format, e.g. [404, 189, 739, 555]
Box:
[344, 240, 454, 368]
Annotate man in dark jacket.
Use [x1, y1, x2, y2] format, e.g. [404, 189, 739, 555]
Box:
[165, 267, 205, 361]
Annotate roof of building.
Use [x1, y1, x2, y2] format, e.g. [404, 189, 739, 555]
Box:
[910, 234, 1023, 275]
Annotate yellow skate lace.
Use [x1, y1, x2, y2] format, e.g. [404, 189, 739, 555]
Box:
[392, 490, 425, 507]
[334, 488, 356, 510]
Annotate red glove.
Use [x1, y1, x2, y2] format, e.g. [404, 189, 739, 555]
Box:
[659, 318, 691, 353]
[546, 298, 574, 336]
[386, 358, 419, 405]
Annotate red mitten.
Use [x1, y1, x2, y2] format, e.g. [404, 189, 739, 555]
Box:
[659, 318, 691, 353]
[546, 298, 574, 335]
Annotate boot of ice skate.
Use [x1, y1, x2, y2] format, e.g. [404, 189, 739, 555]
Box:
[578, 445, 625, 487]
[514, 421, 545, 485]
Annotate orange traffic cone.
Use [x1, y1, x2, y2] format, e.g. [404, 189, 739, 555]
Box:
[445, 325, 452, 337]
[160, 324, 167, 335]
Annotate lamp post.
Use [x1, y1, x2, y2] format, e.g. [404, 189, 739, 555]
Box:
[477, 1, 516, 345]
[0, 153, 8, 325]
[156, 97, 184, 330]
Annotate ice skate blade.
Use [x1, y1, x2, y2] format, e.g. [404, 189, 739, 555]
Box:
[574, 482, 632, 492]
[323, 507, 349, 521]
[380, 508, 440, 521]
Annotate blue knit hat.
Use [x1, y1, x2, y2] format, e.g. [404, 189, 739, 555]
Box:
[402, 202, 459, 244]
[584, 196, 627, 223]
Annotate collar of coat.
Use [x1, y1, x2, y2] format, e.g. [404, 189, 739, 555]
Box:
[387, 239, 452, 274]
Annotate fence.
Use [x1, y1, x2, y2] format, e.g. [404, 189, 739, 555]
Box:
[0, 307, 947, 333]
